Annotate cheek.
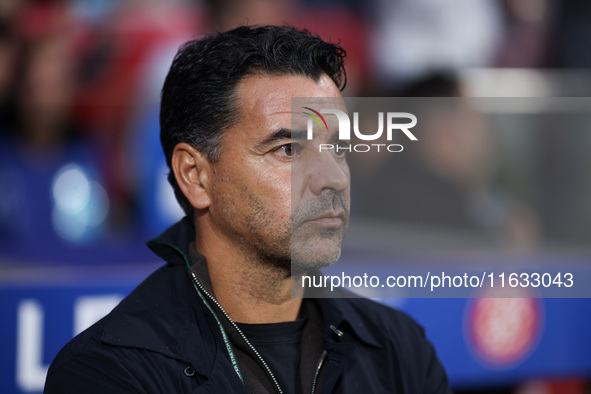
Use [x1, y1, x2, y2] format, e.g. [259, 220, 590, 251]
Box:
[254, 168, 292, 214]
[289, 166, 313, 205]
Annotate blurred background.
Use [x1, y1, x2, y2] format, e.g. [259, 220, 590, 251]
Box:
[0, 0, 590, 393]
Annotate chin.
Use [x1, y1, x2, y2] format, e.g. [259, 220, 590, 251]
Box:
[290, 244, 342, 275]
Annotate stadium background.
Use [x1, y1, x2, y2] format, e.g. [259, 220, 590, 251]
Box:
[0, 0, 590, 393]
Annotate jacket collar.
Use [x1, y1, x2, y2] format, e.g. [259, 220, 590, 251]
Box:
[147, 216, 195, 268]
[311, 287, 383, 349]
[100, 217, 217, 377]
[113, 218, 382, 357]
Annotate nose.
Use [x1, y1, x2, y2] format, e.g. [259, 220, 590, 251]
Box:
[306, 150, 350, 196]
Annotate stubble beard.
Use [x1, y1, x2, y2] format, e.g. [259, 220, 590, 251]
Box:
[213, 184, 349, 278]
[290, 192, 350, 275]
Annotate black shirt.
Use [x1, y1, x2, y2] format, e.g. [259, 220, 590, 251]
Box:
[237, 315, 307, 394]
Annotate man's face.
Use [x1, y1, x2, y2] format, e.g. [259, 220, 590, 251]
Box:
[206, 73, 350, 274]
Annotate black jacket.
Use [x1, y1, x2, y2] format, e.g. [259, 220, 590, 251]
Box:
[44, 218, 452, 393]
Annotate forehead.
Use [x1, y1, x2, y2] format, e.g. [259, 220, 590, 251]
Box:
[234, 73, 344, 132]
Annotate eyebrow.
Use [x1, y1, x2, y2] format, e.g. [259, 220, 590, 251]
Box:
[257, 128, 307, 148]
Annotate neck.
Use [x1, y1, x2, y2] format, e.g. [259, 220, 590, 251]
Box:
[194, 217, 303, 324]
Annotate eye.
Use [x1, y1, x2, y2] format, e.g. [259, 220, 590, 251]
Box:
[334, 141, 350, 157]
[281, 144, 294, 156]
[274, 143, 299, 158]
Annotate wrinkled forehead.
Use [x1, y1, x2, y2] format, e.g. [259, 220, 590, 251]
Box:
[235, 74, 346, 127]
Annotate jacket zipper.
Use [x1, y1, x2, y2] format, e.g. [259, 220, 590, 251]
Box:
[190, 272, 283, 394]
[310, 350, 327, 394]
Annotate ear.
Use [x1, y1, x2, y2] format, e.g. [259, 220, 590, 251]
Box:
[171, 143, 211, 210]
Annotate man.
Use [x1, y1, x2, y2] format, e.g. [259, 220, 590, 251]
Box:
[45, 25, 452, 393]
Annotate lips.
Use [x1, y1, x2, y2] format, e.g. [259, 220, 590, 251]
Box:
[292, 193, 350, 228]
[305, 211, 346, 227]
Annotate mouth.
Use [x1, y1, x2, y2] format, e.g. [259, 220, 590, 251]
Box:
[305, 211, 346, 227]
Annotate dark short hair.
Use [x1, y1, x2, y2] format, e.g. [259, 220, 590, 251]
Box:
[160, 25, 347, 216]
